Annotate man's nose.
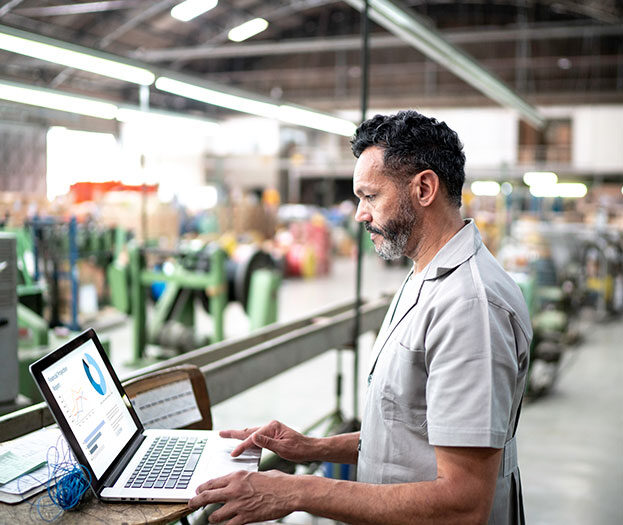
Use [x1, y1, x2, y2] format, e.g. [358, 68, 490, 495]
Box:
[354, 201, 370, 223]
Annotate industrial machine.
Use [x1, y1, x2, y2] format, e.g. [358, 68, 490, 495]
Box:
[114, 242, 281, 366]
[579, 233, 623, 319]
[27, 216, 123, 330]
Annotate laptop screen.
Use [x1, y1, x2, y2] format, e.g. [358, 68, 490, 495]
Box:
[38, 334, 139, 479]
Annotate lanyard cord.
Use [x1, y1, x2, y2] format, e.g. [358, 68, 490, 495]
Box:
[388, 270, 413, 326]
[369, 270, 417, 382]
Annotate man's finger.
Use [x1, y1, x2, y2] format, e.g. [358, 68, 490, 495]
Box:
[230, 435, 257, 457]
[219, 427, 258, 440]
[187, 487, 228, 509]
[195, 474, 231, 494]
[222, 516, 246, 525]
[209, 501, 238, 523]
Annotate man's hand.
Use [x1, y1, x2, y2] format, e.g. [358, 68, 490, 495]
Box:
[188, 470, 295, 525]
[220, 420, 315, 462]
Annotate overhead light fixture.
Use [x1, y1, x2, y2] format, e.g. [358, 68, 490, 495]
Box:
[116, 107, 220, 131]
[155, 76, 356, 136]
[156, 76, 278, 119]
[0, 80, 118, 119]
[278, 105, 356, 137]
[523, 171, 558, 187]
[470, 181, 501, 196]
[228, 18, 269, 42]
[171, 0, 218, 22]
[343, 0, 545, 129]
[0, 24, 154, 85]
[529, 182, 587, 198]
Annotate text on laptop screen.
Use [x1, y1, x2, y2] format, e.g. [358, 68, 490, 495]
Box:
[42, 338, 138, 478]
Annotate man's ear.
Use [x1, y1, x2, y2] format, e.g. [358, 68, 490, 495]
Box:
[409, 169, 439, 207]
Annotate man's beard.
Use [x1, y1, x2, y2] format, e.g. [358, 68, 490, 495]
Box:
[365, 196, 419, 260]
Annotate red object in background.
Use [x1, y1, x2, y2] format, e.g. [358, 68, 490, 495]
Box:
[70, 181, 158, 203]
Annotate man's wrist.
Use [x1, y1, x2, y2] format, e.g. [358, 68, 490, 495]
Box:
[306, 436, 329, 461]
[290, 474, 331, 514]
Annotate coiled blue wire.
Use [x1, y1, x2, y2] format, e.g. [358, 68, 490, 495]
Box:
[18, 435, 92, 522]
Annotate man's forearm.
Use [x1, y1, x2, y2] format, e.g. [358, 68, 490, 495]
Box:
[308, 431, 359, 464]
[290, 475, 487, 525]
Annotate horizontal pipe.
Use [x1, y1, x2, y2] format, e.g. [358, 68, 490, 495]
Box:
[133, 24, 623, 62]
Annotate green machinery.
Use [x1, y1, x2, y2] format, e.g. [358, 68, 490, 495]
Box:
[112, 243, 281, 366]
[10, 227, 48, 348]
[514, 256, 576, 397]
[1, 221, 121, 402]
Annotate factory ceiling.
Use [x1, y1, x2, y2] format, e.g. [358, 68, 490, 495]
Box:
[0, 0, 621, 123]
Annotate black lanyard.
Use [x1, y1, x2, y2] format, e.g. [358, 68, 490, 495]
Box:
[388, 270, 412, 326]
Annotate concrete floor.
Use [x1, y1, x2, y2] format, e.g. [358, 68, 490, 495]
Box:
[100, 255, 622, 524]
[518, 316, 623, 525]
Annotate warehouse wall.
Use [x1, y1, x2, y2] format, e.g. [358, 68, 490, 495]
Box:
[572, 105, 623, 173]
[208, 116, 279, 192]
[0, 122, 46, 195]
[348, 104, 623, 177]
[418, 107, 518, 168]
[119, 117, 218, 203]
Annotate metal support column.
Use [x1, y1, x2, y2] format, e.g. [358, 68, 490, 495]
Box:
[352, 0, 370, 421]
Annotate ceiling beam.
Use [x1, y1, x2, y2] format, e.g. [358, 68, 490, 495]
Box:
[13, 1, 145, 18]
[132, 23, 623, 62]
[0, 0, 25, 18]
[344, 0, 545, 129]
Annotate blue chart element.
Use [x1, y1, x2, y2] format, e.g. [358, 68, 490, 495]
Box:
[85, 420, 105, 455]
[82, 353, 107, 396]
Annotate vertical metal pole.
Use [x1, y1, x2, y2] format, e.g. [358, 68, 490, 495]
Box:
[130, 245, 146, 363]
[353, 0, 370, 421]
[32, 217, 40, 282]
[139, 84, 149, 245]
[68, 216, 80, 331]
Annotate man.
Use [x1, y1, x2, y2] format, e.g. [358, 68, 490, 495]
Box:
[189, 110, 532, 525]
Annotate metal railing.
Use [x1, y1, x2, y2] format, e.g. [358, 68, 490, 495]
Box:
[0, 297, 391, 441]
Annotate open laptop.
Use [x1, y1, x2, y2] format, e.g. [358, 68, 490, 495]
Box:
[30, 328, 260, 502]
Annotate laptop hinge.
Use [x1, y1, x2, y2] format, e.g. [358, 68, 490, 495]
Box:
[103, 433, 146, 487]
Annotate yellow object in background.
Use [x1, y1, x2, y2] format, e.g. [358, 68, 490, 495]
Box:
[587, 276, 614, 301]
[262, 188, 281, 207]
[219, 233, 237, 256]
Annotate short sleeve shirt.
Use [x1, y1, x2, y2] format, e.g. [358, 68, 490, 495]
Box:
[357, 220, 532, 524]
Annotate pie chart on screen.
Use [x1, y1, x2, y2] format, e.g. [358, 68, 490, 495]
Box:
[82, 353, 107, 396]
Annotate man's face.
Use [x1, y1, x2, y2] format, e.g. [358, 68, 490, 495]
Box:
[353, 147, 419, 260]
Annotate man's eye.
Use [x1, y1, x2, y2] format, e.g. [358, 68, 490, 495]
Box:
[365, 194, 375, 201]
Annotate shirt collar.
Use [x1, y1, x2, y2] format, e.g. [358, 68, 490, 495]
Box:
[421, 218, 482, 281]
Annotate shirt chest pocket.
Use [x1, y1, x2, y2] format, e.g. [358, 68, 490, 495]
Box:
[377, 338, 428, 436]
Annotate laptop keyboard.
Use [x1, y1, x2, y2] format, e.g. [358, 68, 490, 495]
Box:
[125, 436, 207, 490]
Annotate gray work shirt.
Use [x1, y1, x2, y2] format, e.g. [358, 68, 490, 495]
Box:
[357, 219, 532, 525]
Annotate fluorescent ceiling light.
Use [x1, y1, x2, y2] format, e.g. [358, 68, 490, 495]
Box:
[156, 76, 278, 119]
[0, 80, 118, 119]
[0, 27, 154, 85]
[228, 18, 269, 42]
[116, 107, 219, 131]
[470, 180, 500, 196]
[523, 171, 558, 187]
[155, 76, 356, 136]
[278, 105, 356, 137]
[171, 0, 218, 22]
[529, 183, 587, 198]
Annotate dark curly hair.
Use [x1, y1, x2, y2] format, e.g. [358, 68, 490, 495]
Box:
[350, 110, 465, 208]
